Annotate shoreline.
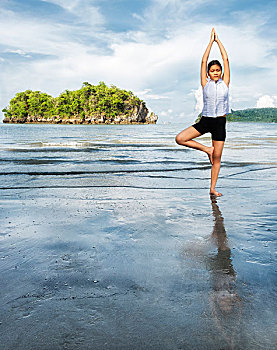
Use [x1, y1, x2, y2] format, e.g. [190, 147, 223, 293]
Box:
[2, 120, 157, 125]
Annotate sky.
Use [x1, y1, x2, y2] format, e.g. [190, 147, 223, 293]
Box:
[0, 0, 277, 123]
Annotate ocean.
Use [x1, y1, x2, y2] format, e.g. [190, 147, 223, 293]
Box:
[0, 122, 276, 349]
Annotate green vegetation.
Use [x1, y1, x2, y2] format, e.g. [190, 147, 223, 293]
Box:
[195, 108, 277, 123]
[227, 108, 277, 123]
[2, 82, 158, 124]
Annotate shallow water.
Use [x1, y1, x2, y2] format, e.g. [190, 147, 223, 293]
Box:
[0, 122, 276, 349]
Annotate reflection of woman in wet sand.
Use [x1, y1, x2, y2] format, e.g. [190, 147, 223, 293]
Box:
[209, 196, 242, 350]
[176, 28, 230, 197]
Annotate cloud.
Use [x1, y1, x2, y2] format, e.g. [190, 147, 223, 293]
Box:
[41, 0, 80, 12]
[3, 49, 32, 60]
[41, 0, 104, 26]
[193, 87, 203, 114]
[160, 109, 173, 117]
[135, 89, 169, 100]
[132, 13, 145, 22]
[256, 95, 277, 108]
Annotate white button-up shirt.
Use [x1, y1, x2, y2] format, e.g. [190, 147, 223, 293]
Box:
[202, 78, 230, 117]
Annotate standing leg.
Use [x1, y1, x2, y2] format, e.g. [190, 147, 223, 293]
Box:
[176, 126, 214, 164]
[210, 140, 225, 196]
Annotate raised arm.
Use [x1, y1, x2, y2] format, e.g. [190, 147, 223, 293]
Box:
[201, 28, 215, 88]
[214, 31, 230, 86]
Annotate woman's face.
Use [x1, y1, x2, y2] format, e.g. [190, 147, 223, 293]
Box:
[208, 65, 222, 82]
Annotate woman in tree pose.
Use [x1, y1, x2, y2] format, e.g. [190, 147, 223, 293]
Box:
[175, 28, 230, 197]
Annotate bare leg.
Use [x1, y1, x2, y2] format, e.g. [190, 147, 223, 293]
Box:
[175, 126, 214, 164]
[210, 140, 224, 196]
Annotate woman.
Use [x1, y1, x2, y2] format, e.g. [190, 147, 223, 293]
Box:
[176, 28, 230, 197]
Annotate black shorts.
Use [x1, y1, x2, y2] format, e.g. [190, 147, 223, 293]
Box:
[192, 116, 226, 141]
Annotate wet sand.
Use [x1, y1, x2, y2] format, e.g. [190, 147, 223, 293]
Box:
[0, 123, 276, 349]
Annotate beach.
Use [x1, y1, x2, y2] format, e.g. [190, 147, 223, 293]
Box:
[0, 122, 276, 349]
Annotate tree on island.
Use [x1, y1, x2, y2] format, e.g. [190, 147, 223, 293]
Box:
[2, 82, 158, 124]
[227, 108, 277, 123]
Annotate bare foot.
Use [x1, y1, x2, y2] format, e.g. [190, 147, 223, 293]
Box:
[206, 146, 214, 165]
[210, 190, 222, 197]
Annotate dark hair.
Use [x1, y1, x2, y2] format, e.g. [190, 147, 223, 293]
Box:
[208, 60, 222, 72]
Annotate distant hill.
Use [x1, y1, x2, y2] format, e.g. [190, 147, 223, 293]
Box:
[227, 108, 277, 123]
[195, 108, 277, 123]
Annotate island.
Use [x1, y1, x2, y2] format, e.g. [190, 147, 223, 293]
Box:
[227, 108, 277, 123]
[2, 82, 158, 124]
[195, 107, 277, 123]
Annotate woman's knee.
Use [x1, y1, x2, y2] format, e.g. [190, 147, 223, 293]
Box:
[175, 133, 183, 145]
[175, 132, 190, 145]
